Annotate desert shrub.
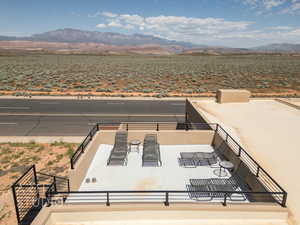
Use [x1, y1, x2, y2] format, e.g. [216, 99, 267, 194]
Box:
[66, 148, 75, 159]
[45, 84, 53, 89]
[0, 86, 13, 91]
[0, 54, 298, 95]
[74, 84, 85, 89]
[13, 92, 24, 96]
[47, 160, 54, 166]
[195, 88, 206, 93]
[184, 89, 193, 94]
[154, 91, 168, 98]
[50, 141, 65, 147]
[141, 89, 154, 93]
[96, 88, 112, 92]
[55, 154, 64, 162]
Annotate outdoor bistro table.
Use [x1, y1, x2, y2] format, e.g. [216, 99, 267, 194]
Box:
[129, 140, 141, 153]
[214, 161, 234, 177]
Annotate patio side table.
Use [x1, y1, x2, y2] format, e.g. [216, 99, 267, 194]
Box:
[130, 140, 141, 153]
[213, 161, 234, 177]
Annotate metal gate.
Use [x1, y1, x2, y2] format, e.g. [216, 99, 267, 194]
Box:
[11, 165, 43, 225]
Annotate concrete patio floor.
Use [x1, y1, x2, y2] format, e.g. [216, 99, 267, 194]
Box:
[66, 144, 247, 204]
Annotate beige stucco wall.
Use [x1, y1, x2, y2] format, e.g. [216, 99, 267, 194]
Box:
[191, 99, 300, 225]
[98, 130, 215, 145]
[216, 89, 251, 103]
[32, 203, 288, 225]
[212, 132, 223, 149]
[186, 99, 212, 124]
[119, 123, 178, 130]
[68, 129, 214, 191]
[275, 98, 300, 110]
[68, 132, 103, 190]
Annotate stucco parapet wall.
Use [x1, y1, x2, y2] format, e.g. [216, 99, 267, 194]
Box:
[276, 98, 300, 110]
[186, 98, 213, 125]
[216, 89, 251, 103]
[32, 203, 289, 225]
[97, 130, 215, 145]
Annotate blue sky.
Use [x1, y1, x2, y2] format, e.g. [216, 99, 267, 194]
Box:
[0, 0, 300, 47]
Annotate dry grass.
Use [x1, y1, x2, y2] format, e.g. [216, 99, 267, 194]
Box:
[0, 54, 299, 97]
[0, 141, 78, 225]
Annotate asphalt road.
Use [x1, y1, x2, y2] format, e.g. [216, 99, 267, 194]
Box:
[0, 99, 185, 136]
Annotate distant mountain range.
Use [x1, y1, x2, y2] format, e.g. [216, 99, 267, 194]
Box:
[251, 43, 300, 53]
[0, 28, 196, 48]
[0, 28, 300, 55]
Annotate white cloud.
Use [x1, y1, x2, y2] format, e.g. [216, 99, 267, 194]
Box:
[98, 12, 252, 34]
[102, 12, 118, 18]
[107, 21, 123, 28]
[96, 24, 107, 28]
[243, 0, 259, 6]
[88, 12, 102, 18]
[96, 12, 253, 43]
[242, 0, 300, 14]
[95, 11, 300, 47]
[263, 0, 285, 9]
[89, 11, 118, 18]
[120, 14, 145, 26]
[280, 1, 300, 13]
[268, 26, 294, 30]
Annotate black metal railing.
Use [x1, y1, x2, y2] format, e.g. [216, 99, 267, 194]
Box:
[214, 124, 287, 207]
[116, 122, 217, 131]
[70, 123, 99, 169]
[67, 122, 287, 207]
[11, 165, 70, 225]
[36, 172, 70, 194]
[12, 123, 288, 224]
[95, 122, 216, 131]
[47, 189, 284, 207]
[70, 122, 215, 169]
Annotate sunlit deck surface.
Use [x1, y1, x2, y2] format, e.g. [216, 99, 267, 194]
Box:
[67, 144, 247, 203]
[192, 99, 299, 223]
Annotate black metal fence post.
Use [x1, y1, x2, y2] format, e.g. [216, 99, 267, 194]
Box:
[33, 165, 40, 199]
[11, 185, 21, 224]
[46, 190, 51, 207]
[106, 192, 110, 206]
[256, 166, 260, 177]
[53, 176, 57, 193]
[70, 158, 74, 170]
[156, 123, 159, 131]
[164, 192, 169, 206]
[185, 123, 189, 131]
[282, 192, 287, 207]
[67, 179, 70, 192]
[222, 193, 227, 206]
[238, 146, 242, 157]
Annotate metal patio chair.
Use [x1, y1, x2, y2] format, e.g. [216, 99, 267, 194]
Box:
[142, 134, 162, 167]
[107, 130, 129, 166]
[179, 141, 226, 168]
[189, 162, 249, 201]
